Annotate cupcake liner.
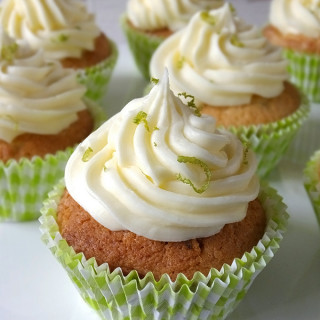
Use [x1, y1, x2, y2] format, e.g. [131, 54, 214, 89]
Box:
[77, 39, 118, 102]
[121, 15, 167, 80]
[283, 49, 320, 103]
[304, 149, 320, 226]
[227, 99, 310, 178]
[0, 100, 106, 222]
[40, 181, 288, 320]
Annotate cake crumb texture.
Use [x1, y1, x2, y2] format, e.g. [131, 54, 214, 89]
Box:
[264, 25, 320, 54]
[57, 190, 266, 280]
[201, 81, 301, 127]
[0, 110, 93, 162]
[61, 33, 112, 69]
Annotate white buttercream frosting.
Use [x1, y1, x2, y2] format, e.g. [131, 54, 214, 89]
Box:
[0, 0, 100, 60]
[150, 3, 288, 106]
[270, 0, 320, 38]
[65, 72, 259, 242]
[127, 0, 224, 31]
[0, 30, 86, 142]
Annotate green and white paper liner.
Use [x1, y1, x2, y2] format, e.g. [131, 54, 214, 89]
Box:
[121, 15, 167, 80]
[304, 150, 320, 226]
[40, 181, 288, 320]
[227, 101, 310, 178]
[283, 49, 320, 103]
[0, 101, 106, 222]
[77, 39, 118, 102]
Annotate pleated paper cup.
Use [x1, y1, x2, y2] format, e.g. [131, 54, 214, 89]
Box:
[227, 100, 310, 178]
[283, 49, 320, 103]
[304, 149, 320, 226]
[40, 181, 288, 320]
[0, 100, 106, 222]
[121, 15, 167, 80]
[77, 39, 118, 102]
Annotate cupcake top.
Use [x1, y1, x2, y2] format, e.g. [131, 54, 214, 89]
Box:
[127, 0, 224, 32]
[0, 30, 86, 143]
[0, 0, 100, 60]
[150, 3, 288, 106]
[65, 72, 259, 242]
[269, 0, 320, 38]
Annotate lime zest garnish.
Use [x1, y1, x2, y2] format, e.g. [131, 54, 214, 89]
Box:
[230, 35, 244, 48]
[52, 34, 69, 43]
[133, 111, 159, 132]
[229, 3, 236, 13]
[177, 56, 185, 69]
[151, 77, 159, 85]
[133, 111, 150, 132]
[178, 92, 201, 117]
[58, 34, 69, 42]
[200, 11, 216, 25]
[103, 166, 108, 172]
[82, 147, 93, 162]
[176, 156, 212, 194]
[1, 43, 18, 62]
[153, 142, 157, 147]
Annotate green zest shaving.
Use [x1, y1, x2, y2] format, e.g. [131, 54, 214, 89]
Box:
[151, 77, 159, 84]
[200, 11, 216, 25]
[82, 147, 93, 162]
[177, 56, 185, 69]
[178, 92, 201, 117]
[58, 34, 69, 42]
[229, 3, 236, 13]
[176, 156, 212, 194]
[133, 111, 150, 131]
[154, 142, 157, 147]
[1, 43, 18, 62]
[133, 111, 159, 132]
[230, 35, 244, 48]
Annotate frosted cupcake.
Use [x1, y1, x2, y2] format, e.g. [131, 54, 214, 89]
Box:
[0, 32, 105, 222]
[121, 0, 224, 79]
[304, 149, 320, 226]
[0, 0, 118, 102]
[40, 73, 288, 319]
[264, 0, 320, 102]
[150, 3, 310, 177]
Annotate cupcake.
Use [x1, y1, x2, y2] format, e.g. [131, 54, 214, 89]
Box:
[40, 72, 288, 319]
[0, 32, 105, 222]
[121, 0, 224, 79]
[304, 149, 320, 226]
[264, 0, 320, 102]
[0, 0, 118, 102]
[150, 3, 310, 177]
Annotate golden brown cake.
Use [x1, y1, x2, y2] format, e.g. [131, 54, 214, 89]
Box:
[264, 25, 320, 55]
[201, 81, 301, 127]
[57, 190, 266, 281]
[0, 110, 93, 162]
[60, 33, 112, 70]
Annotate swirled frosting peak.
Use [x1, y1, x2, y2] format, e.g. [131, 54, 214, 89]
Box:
[270, 0, 320, 38]
[0, 33, 86, 142]
[150, 3, 288, 106]
[65, 72, 260, 242]
[0, 0, 100, 59]
[127, 0, 224, 31]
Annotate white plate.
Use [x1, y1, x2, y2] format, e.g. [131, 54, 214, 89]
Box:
[1, 0, 320, 319]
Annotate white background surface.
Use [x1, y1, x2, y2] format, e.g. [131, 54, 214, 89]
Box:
[1, 1, 320, 319]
